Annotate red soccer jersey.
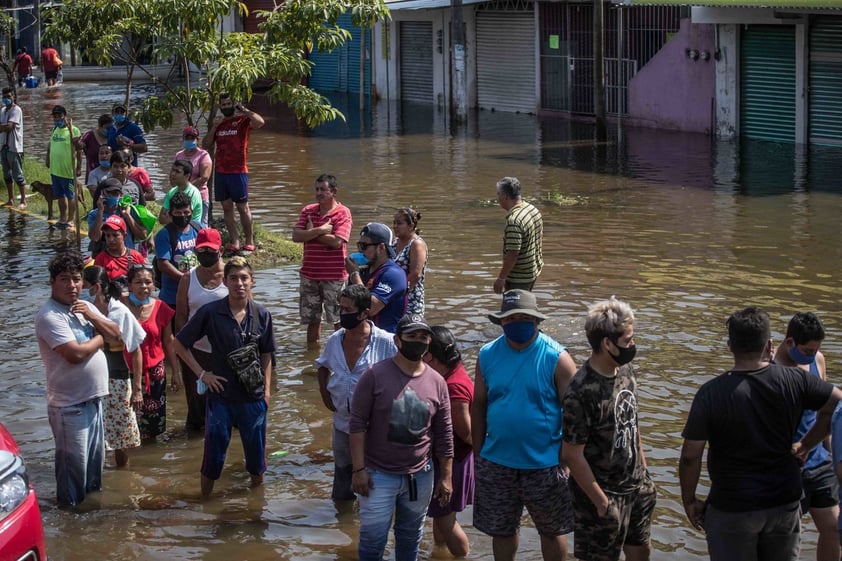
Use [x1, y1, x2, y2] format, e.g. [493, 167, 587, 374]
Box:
[213, 115, 251, 173]
[94, 249, 146, 281]
[295, 203, 352, 281]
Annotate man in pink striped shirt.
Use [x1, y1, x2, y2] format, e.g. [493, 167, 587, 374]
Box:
[293, 174, 353, 347]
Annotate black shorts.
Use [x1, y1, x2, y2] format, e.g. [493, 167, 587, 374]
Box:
[801, 459, 839, 511]
[45, 70, 58, 80]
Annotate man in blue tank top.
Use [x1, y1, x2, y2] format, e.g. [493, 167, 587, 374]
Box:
[774, 312, 837, 561]
[471, 289, 578, 561]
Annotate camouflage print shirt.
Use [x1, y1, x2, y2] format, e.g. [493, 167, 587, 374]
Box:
[562, 360, 645, 494]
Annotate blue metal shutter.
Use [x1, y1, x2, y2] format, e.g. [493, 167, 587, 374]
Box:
[809, 16, 842, 146]
[309, 12, 370, 94]
[740, 26, 796, 142]
[344, 13, 372, 96]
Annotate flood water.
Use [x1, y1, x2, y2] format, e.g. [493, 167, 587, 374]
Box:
[3, 81, 842, 560]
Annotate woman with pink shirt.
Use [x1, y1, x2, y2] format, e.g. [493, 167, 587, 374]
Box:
[174, 126, 212, 225]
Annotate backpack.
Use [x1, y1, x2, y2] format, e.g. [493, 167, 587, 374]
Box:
[153, 220, 202, 289]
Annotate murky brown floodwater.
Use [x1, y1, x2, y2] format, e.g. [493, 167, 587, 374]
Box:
[2, 81, 841, 560]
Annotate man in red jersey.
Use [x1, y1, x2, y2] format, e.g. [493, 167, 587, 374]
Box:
[202, 93, 264, 257]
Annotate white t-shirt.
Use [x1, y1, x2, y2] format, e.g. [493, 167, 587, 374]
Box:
[0, 104, 23, 153]
[35, 298, 109, 408]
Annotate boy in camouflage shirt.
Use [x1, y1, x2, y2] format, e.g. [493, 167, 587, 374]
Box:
[561, 297, 656, 561]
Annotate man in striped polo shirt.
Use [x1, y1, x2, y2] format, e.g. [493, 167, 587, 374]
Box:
[493, 177, 544, 294]
[293, 174, 353, 347]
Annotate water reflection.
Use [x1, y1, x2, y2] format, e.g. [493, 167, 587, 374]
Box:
[1, 82, 840, 560]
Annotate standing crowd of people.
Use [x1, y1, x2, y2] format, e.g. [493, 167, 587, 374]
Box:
[25, 88, 842, 561]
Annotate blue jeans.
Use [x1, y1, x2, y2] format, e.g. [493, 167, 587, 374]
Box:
[358, 462, 434, 561]
[47, 399, 105, 507]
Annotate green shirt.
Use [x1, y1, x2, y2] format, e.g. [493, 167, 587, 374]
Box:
[49, 125, 82, 179]
[162, 183, 202, 223]
[504, 200, 544, 284]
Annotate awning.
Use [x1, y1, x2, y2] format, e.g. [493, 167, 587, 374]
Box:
[612, 0, 842, 6]
[385, 0, 485, 11]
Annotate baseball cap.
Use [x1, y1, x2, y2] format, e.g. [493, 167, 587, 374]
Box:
[102, 214, 127, 234]
[183, 126, 200, 138]
[396, 313, 432, 335]
[488, 290, 548, 325]
[112, 103, 127, 112]
[195, 228, 222, 250]
[360, 222, 396, 259]
[51, 105, 66, 115]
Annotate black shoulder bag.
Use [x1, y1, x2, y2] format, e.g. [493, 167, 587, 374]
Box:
[226, 302, 264, 394]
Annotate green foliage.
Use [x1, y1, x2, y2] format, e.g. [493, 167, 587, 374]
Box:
[44, 0, 390, 132]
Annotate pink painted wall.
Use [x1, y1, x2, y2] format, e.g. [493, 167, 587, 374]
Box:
[627, 19, 716, 134]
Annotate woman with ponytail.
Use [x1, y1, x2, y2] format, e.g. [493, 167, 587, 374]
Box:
[83, 265, 146, 467]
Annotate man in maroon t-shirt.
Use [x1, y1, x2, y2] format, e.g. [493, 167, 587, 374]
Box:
[292, 174, 353, 347]
[13, 48, 33, 86]
[202, 93, 264, 257]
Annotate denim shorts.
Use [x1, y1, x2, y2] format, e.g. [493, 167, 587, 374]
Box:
[51, 174, 75, 199]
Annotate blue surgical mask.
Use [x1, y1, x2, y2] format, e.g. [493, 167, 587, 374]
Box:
[129, 292, 150, 306]
[2, 98, 11, 106]
[113, 114, 126, 124]
[182, 140, 197, 150]
[53, 119, 65, 127]
[788, 344, 816, 365]
[104, 195, 120, 208]
[502, 321, 536, 344]
[99, 160, 111, 168]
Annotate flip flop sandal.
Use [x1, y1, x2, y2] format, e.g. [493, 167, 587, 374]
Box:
[223, 245, 240, 258]
[238, 244, 256, 257]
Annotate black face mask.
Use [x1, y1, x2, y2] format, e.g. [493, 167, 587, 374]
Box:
[196, 252, 220, 268]
[220, 107, 235, 117]
[398, 339, 429, 362]
[340, 312, 364, 330]
[171, 215, 191, 229]
[608, 342, 637, 366]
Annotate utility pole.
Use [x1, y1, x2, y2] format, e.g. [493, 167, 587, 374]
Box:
[593, 0, 607, 140]
[450, 0, 467, 128]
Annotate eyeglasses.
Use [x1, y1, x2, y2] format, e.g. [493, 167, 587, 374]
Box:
[357, 242, 378, 251]
[130, 263, 154, 271]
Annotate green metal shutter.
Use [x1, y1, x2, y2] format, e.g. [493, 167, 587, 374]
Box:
[740, 26, 796, 143]
[809, 16, 842, 145]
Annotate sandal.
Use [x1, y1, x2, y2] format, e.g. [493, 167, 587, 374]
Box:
[238, 244, 256, 257]
[223, 245, 240, 258]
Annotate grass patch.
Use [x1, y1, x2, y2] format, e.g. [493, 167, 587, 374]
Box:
[18, 156, 302, 269]
[472, 194, 587, 208]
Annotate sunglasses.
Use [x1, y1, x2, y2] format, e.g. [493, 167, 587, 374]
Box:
[357, 242, 379, 251]
[130, 263, 154, 271]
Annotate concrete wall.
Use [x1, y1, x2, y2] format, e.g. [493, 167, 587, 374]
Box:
[627, 18, 716, 134]
[371, 6, 477, 108]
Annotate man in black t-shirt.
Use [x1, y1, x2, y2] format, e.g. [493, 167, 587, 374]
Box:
[679, 306, 842, 561]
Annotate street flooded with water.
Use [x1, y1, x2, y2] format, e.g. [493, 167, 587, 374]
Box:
[2, 81, 841, 560]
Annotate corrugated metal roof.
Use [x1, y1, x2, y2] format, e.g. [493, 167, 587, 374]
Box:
[385, 0, 485, 10]
[612, 0, 842, 7]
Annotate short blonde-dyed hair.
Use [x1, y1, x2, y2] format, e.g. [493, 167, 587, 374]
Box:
[585, 296, 635, 352]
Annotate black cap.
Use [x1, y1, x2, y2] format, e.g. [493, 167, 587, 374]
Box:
[51, 105, 66, 115]
[396, 313, 432, 335]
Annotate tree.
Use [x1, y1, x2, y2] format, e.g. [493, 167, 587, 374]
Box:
[0, 12, 19, 90]
[43, 0, 389, 132]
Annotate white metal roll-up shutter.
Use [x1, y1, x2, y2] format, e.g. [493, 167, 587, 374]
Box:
[476, 10, 536, 113]
[400, 21, 433, 103]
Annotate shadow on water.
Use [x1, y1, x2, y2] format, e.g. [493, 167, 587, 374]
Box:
[2, 83, 842, 560]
